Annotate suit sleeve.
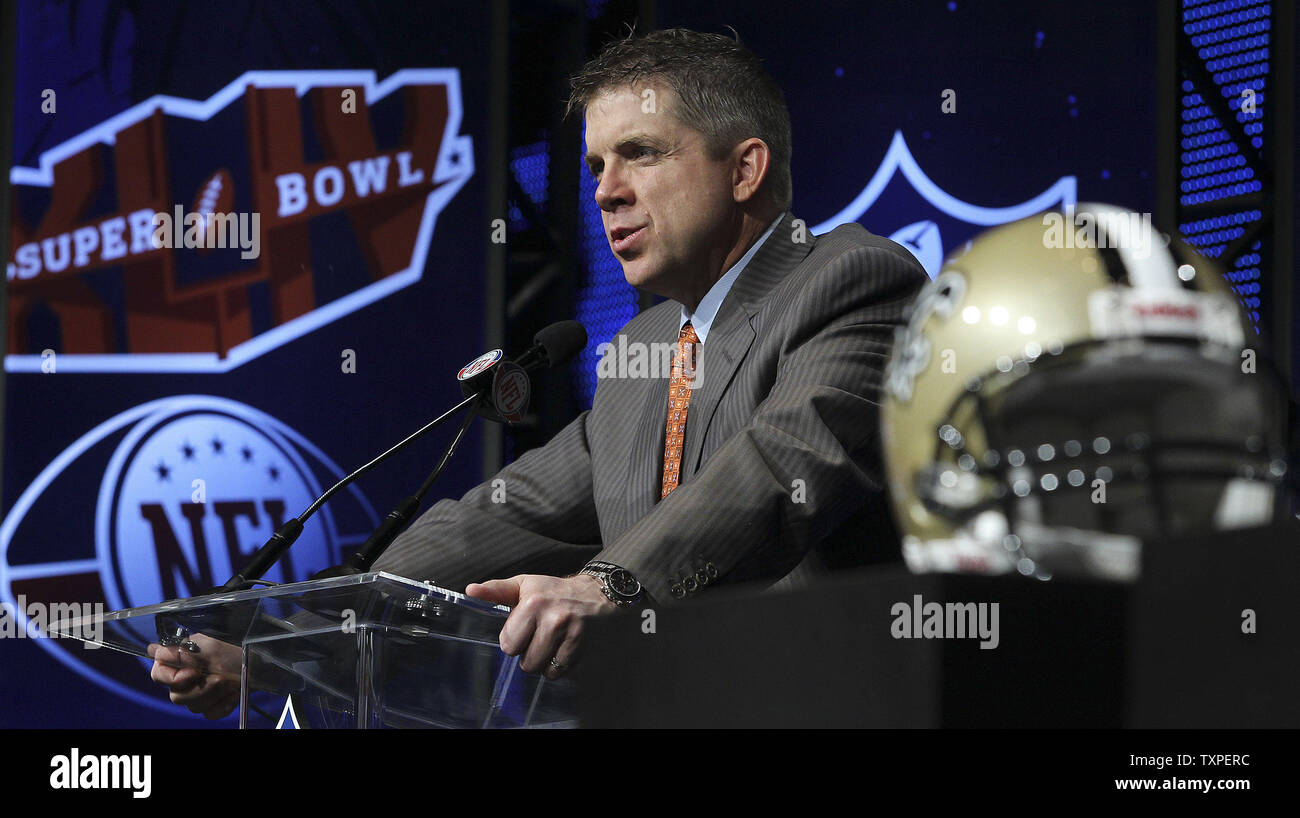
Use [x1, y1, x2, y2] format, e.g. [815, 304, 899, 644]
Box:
[371, 410, 603, 590]
[590, 242, 927, 601]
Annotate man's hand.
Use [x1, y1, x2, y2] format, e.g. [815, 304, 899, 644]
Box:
[465, 574, 614, 679]
[147, 633, 243, 720]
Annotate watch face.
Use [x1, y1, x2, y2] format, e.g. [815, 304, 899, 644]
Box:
[608, 569, 641, 598]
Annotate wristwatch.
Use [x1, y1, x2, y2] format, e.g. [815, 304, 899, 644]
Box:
[578, 561, 645, 607]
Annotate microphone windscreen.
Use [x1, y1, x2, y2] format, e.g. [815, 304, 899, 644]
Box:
[534, 320, 588, 367]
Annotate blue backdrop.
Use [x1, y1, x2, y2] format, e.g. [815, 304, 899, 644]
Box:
[2, 0, 491, 727]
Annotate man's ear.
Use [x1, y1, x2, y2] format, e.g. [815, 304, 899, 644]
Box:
[731, 137, 772, 204]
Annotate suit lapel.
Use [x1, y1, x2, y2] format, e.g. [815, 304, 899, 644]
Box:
[681, 212, 815, 477]
[620, 307, 676, 524]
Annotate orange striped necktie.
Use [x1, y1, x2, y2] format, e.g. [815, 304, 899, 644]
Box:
[661, 321, 699, 499]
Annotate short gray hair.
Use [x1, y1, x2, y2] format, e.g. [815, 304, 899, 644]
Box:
[566, 28, 793, 211]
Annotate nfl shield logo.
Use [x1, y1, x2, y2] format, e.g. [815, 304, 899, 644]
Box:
[812, 130, 1077, 278]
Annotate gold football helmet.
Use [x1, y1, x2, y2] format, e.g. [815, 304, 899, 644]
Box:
[881, 204, 1290, 581]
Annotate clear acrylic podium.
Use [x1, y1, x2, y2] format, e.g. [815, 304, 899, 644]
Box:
[45, 573, 576, 728]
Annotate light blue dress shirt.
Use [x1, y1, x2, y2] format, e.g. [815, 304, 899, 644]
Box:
[679, 212, 786, 343]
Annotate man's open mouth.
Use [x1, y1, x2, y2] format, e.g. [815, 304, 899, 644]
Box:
[610, 225, 647, 253]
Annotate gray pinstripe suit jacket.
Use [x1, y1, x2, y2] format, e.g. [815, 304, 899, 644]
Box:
[374, 212, 928, 602]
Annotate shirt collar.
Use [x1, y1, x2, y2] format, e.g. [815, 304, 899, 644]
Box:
[680, 212, 786, 344]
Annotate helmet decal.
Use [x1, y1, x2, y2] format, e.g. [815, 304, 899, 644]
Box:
[885, 271, 967, 403]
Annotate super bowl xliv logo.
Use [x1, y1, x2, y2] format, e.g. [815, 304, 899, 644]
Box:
[0, 396, 377, 712]
[6, 69, 473, 373]
[813, 131, 1077, 278]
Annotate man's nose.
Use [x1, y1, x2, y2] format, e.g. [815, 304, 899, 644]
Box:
[595, 164, 632, 212]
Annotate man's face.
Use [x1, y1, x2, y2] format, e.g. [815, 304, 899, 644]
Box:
[583, 84, 738, 301]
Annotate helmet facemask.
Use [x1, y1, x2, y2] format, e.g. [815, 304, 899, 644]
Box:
[910, 337, 1289, 581]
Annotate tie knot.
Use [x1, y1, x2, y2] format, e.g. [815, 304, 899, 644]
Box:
[680, 322, 698, 344]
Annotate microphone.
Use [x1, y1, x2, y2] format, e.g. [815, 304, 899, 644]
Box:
[459, 320, 588, 424]
[334, 321, 589, 575]
[217, 321, 588, 592]
[517, 320, 588, 371]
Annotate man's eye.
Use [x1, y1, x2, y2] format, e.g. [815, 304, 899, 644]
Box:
[635, 146, 657, 159]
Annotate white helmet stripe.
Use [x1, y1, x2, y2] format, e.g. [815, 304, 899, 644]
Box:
[1086, 202, 1180, 290]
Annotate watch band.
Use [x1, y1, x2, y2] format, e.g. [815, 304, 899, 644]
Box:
[579, 562, 644, 606]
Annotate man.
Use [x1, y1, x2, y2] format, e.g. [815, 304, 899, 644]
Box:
[150, 28, 926, 717]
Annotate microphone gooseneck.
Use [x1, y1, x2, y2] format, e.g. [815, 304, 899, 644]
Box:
[218, 321, 589, 593]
